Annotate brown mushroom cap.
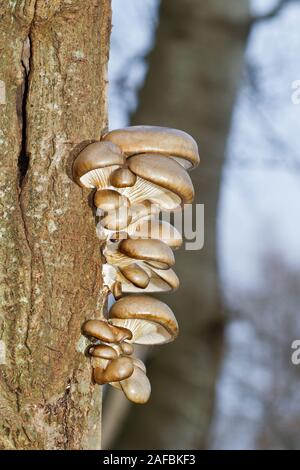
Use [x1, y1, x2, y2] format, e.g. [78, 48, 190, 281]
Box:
[120, 365, 151, 404]
[82, 320, 115, 342]
[117, 266, 179, 294]
[120, 342, 134, 355]
[112, 280, 122, 299]
[82, 319, 132, 343]
[73, 141, 125, 188]
[110, 167, 137, 188]
[130, 200, 160, 224]
[109, 295, 179, 345]
[111, 324, 133, 343]
[102, 126, 199, 169]
[89, 344, 118, 360]
[119, 263, 150, 288]
[93, 356, 134, 385]
[100, 206, 132, 231]
[132, 219, 183, 249]
[94, 189, 130, 211]
[127, 154, 194, 205]
[119, 238, 175, 270]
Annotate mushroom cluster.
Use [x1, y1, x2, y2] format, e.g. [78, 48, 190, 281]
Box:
[73, 126, 199, 404]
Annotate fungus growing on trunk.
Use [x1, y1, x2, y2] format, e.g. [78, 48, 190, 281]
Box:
[73, 125, 198, 404]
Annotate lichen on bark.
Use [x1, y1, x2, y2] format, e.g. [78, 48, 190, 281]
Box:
[0, 0, 111, 450]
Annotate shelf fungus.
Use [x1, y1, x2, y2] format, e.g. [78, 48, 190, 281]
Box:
[73, 126, 199, 404]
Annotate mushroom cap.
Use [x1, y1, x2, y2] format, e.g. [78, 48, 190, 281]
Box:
[130, 200, 160, 224]
[120, 365, 151, 404]
[151, 267, 179, 291]
[109, 295, 179, 345]
[100, 206, 132, 231]
[131, 357, 147, 373]
[93, 356, 134, 385]
[82, 320, 115, 343]
[120, 342, 134, 355]
[82, 319, 132, 343]
[112, 280, 122, 299]
[127, 154, 194, 205]
[111, 324, 133, 343]
[110, 167, 137, 188]
[119, 263, 150, 289]
[103, 126, 199, 169]
[94, 189, 130, 211]
[119, 238, 175, 270]
[132, 219, 183, 249]
[89, 344, 118, 360]
[73, 141, 125, 188]
[116, 265, 179, 294]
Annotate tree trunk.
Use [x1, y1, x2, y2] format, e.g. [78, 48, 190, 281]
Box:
[0, 0, 111, 450]
[115, 0, 250, 450]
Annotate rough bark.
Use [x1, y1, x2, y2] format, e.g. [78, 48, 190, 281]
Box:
[0, 0, 111, 450]
[115, 0, 250, 450]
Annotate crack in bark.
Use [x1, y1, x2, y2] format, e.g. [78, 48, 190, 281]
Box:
[18, 36, 31, 188]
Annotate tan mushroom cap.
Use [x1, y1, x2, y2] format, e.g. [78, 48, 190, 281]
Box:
[148, 267, 180, 292]
[110, 167, 137, 188]
[119, 263, 150, 289]
[102, 126, 199, 169]
[89, 344, 118, 360]
[73, 141, 125, 188]
[109, 295, 179, 345]
[112, 280, 122, 299]
[93, 356, 134, 385]
[127, 154, 195, 206]
[120, 365, 151, 404]
[117, 266, 179, 294]
[82, 320, 115, 342]
[132, 218, 183, 249]
[82, 319, 132, 343]
[131, 357, 147, 373]
[94, 189, 130, 211]
[119, 238, 175, 270]
[120, 342, 134, 356]
[130, 200, 160, 224]
[100, 206, 132, 231]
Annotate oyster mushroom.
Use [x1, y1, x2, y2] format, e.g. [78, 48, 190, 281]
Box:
[73, 141, 125, 188]
[93, 356, 134, 385]
[109, 294, 179, 345]
[112, 280, 122, 300]
[110, 167, 137, 188]
[128, 218, 183, 250]
[94, 189, 130, 212]
[103, 239, 177, 293]
[119, 263, 150, 289]
[119, 154, 194, 211]
[117, 238, 175, 270]
[82, 319, 132, 343]
[102, 125, 200, 169]
[88, 344, 118, 360]
[121, 267, 179, 294]
[120, 364, 151, 404]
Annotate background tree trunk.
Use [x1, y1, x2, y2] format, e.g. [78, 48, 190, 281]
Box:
[0, 0, 111, 450]
[115, 0, 250, 450]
